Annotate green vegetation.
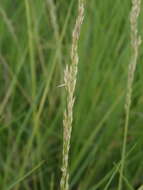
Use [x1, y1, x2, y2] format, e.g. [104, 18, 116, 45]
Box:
[0, 0, 143, 189]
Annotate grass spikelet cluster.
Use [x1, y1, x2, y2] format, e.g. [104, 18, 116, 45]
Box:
[118, 0, 141, 189]
[60, 1, 85, 190]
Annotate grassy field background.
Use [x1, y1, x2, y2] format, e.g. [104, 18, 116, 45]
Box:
[0, 0, 143, 189]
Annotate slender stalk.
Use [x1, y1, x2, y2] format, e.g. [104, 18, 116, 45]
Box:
[25, 0, 36, 100]
[118, 0, 141, 189]
[60, 1, 85, 190]
[47, 0, 60, 41]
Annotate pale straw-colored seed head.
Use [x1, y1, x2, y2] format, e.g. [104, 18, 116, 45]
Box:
[60, 0, 85, 190]
[118, 0, 141, 190]
[125, 0, 141, 111]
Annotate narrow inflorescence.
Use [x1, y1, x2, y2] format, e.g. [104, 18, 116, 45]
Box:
[118, 0, 141, 189]
[60, 1, 85, 190]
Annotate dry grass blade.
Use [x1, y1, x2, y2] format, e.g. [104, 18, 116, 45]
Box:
[60, 1, 85, 190]
[118, 0, 141, 189]
[138, 185, 143, 190]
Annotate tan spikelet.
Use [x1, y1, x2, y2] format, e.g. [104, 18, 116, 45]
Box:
[118, 0, 141, 189]
[60, 1, 85, 190]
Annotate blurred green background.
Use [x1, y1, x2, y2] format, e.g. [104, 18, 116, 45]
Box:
[0, 0, 143, 189]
